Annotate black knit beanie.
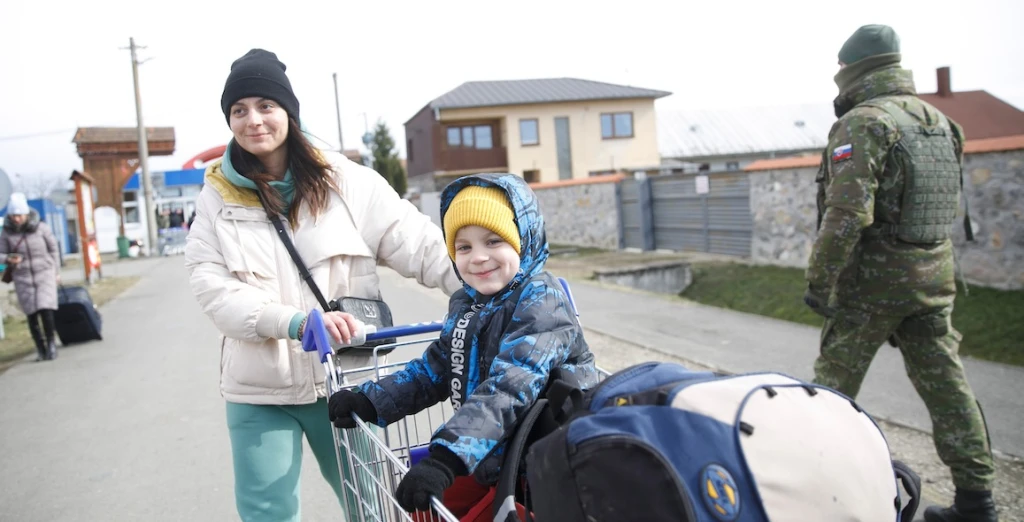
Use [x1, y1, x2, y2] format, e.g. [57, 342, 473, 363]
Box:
[838, 24, 901, 65]
[220, 49, 300, 124]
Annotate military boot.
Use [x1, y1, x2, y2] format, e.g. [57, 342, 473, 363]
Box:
[924, 489, 998, 522]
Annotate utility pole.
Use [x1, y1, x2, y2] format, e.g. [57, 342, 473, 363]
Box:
[125, 37, 158, 256]
[332, 73, 344, 152]
[361, 112, 373, 167]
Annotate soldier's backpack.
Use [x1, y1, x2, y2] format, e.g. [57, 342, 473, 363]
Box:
[495, 362, 922, 522]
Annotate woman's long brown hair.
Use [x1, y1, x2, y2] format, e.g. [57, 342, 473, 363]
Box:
[229, 117, 336, 227]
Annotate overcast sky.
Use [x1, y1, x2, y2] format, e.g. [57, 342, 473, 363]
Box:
[1, 0, 1022, 187]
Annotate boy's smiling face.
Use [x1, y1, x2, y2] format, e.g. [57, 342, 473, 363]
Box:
[453, 225, 520, 296]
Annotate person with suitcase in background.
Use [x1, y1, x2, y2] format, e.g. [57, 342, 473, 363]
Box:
[0, 193, 60, 361]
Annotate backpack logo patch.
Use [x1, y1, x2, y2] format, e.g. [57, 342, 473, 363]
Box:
[701, 463, 740, 520]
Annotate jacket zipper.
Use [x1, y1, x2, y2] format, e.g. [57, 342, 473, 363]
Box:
[271, 217, 317, 398]
[278, 219, 319, 400]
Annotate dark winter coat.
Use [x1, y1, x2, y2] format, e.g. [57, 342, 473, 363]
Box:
[359, 173, 598, 484]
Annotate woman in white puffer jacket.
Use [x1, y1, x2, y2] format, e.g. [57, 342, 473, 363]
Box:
[184, 48, 459, 522]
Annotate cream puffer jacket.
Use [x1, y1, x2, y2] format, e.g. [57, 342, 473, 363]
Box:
[185, 151, 460, 405]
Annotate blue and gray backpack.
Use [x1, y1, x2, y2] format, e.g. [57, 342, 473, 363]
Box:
[496, 362, 921, 522]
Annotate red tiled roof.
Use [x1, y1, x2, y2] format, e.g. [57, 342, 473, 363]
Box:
[745, 134, 1024, 172]
[744, 155, 820, 171]
[529, 174, 626, 190]
[919, 90, 1024, 140]
[963, 134, 1024, 154]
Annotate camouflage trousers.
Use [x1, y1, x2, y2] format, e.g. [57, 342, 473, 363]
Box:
[812, 306, 995, 491]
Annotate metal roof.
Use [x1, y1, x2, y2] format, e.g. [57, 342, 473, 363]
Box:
[430, 78, 671, 110]
[657, 103, 836, 159]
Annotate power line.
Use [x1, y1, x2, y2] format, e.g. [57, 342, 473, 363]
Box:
[0, 129, 76, 142]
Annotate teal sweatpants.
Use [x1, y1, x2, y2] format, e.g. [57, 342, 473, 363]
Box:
[226, 399, 349, 522]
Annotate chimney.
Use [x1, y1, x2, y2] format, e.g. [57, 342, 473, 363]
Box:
[937, 66, 952, 97]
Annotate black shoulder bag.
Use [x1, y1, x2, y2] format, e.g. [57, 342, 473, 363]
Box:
[257, 194, 397, 352]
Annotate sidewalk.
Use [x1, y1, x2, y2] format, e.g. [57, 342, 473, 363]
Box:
[562, 277, 1024, 458]
[0, 257, 452, 522]
[0, 258, 337, 521]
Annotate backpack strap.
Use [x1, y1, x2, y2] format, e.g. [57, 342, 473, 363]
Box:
[892, 460, 921, 522]
[494, 369, 583, 522]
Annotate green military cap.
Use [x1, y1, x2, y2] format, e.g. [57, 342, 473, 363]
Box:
[838, 24, 901, 65]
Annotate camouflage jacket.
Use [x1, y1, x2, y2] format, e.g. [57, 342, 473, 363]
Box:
[359, 173, 598, 484]
[807, 65, 964, 317]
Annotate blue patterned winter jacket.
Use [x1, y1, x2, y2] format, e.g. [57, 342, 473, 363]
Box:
[358, 173, 598, 484]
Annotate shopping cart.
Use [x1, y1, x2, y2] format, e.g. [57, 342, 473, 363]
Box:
[303, 310, 458, 522]
[302, 278, 602, 522]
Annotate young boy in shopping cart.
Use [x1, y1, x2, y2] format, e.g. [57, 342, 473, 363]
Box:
[328, 172, 599, 520]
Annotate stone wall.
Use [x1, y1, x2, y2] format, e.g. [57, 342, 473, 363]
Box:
[954, 150, 1024, 290]
[746, 149, 1024, 290]
[532, 178, 622, 250]
[749, 166, 818, 267]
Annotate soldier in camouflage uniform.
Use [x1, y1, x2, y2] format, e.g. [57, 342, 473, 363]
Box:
[804, 25, 998, 522]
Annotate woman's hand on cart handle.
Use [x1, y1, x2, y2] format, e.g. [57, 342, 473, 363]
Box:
[301, 309, 378, 362]
[323, 311, 362, 345]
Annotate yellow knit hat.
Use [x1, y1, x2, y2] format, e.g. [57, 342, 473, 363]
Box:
[443, 185, 521, 260]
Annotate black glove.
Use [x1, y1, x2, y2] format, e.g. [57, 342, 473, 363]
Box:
[327, 390, 377, 429]
[395, 446, 468, 512]
[803, 286, 833, 318]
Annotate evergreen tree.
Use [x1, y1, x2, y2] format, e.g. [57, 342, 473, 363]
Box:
[370, 120, 408, 196]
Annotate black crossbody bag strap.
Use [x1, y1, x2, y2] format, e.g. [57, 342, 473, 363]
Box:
[256, 192, 336, 312]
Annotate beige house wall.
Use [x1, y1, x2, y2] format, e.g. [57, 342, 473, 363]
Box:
[440, 99, 660, 183]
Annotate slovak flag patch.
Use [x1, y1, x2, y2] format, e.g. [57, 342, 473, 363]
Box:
[832, 144, 853, 162]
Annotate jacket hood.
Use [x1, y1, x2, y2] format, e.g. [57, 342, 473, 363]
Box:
[3, 209, 40, 234]
[439, 173, 548, 300]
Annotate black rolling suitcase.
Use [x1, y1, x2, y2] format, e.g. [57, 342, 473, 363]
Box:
[55, 285, 103, 345]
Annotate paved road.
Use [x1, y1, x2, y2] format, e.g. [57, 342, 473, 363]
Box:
[563, 279, 1024, 458]
[0, 257, 449, 522]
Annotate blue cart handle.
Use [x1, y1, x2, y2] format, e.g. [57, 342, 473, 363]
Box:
[301, 309, 334, 364]
[366, 321, 444, 341]
[301, 310, 445, 363]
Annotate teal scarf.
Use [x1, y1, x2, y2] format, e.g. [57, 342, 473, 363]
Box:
[220, 141, 296, 212]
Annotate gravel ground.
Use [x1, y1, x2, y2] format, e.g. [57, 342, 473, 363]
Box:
[583, 328, 1024, 521]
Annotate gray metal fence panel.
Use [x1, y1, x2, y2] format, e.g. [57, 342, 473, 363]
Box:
[635, 171, 753, 257]
[706, 173, 752, 257]
[618, 180, 644, 249]
[650, 177, 705, 252]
